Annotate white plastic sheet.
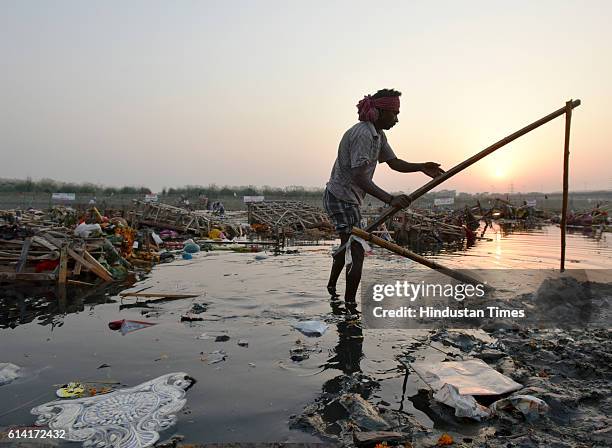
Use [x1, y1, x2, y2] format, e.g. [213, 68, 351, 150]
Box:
[413, 359, 522, 396]
[433, 383, 492, 420]
[291, 320, 329, 337]
[0, 363, 20, 386]
[74, 223, 102, 238]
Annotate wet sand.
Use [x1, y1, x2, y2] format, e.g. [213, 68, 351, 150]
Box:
[0, 224, 610, 446]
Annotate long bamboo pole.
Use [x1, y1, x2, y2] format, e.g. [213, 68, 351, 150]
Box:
[352, 228, 486, 286]
[366, 100, 581, 232]
[560, 100, 573, 272]
[334, 100, 582, 258]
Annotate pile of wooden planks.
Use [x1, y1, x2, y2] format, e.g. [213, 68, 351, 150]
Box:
[0, 230, 115, 284]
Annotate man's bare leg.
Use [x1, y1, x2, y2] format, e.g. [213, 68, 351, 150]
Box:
[327, 233, 350, 298]
[344, 239, 365, 303]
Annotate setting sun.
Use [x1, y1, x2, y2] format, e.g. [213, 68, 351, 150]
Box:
[494, 167, 506, 178]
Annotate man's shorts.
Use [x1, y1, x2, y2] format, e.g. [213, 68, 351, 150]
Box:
[323, 188, 362, 235]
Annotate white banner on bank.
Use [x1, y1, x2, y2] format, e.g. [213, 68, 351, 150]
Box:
[244, 196, 265, 203]
[52, 193, 76, 201]
[434, 197, 454, 206]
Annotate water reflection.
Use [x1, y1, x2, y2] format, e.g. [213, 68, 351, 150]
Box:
[0, 282, 132, 330]
[323, 302, 364, 375]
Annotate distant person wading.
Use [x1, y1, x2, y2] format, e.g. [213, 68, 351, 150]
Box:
[324, 89, 445, 313]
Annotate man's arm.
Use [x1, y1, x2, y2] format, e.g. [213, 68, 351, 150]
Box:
[351, 164, 411, 208]
[387, 158, 445, 178]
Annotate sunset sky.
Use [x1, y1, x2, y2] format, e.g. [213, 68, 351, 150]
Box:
[1, 0, 611, 193]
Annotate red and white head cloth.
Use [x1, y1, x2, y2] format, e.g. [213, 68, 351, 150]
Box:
[356, 95, 400, 122]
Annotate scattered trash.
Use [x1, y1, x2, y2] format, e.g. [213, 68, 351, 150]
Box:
[56, 382, 85, 398]
[291, 320, 329, 337]
[159, 252, 175, 263]
[237, 339, 249, 347]
[433, 383, 492, 420]
[254, 254, 268, 261]
[289, 339, 316, 362]
[472, 348, 505, 361]
[338, 393, 389, 431]
[290, 345, 310, 362]
[196, 333, 213, 340]
[490, 394, 549, 420]
[215, 335, 230, 342]
[190, 303, 208, 314]
[156, 434, 186, 448]
[151, 232, 163, 245]
[413, 359, 522, 396]
[108, 319, 157, 335]
[97, 363, 111, 369]
[207, 350, 227, 365]
[248, 363, 256, 368]
[74, 223, 102, 238]
[181, 313, 203, 322]
[208, 228, 225, 240]
[32, 372, 193, 448]
[437, 433, 454, 446]
[0, 363, 20, 386]
[86, 386, 112, 396]
[183, 239, 200, 253]
[353, 431, 408, 447]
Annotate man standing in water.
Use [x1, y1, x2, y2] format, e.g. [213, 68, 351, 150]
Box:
[324, 89, 444, 312]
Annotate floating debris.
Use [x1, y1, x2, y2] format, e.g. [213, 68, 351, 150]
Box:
[207, 350, 227, 365]
[0, 363, 21, 386]
[108, 319, 157, 335]
[291, 320, 329, 337]
[56, 382, 85, 398]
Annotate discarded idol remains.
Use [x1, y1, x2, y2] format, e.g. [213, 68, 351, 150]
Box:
[31, 372, 194, 448]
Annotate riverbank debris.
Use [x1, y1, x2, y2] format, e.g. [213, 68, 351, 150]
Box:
[248, 200, 332, 232]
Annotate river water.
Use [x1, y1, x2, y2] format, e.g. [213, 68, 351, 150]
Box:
[0, 224, 610, 444]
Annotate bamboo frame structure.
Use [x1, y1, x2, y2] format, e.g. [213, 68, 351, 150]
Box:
[248, 200, 330, 231]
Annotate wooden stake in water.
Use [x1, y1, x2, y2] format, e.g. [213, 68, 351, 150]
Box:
[560, 100, 573, 272]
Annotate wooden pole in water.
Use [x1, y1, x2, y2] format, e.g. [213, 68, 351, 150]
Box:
[351, 228, 485, 286]
[365, 100, 582, 233]
[560, 100, 573, 272]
